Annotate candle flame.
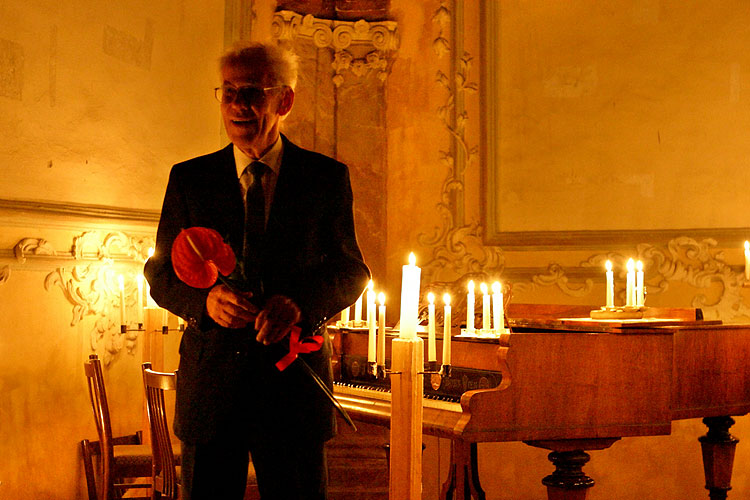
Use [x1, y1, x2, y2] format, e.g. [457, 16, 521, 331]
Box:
[378, 292, 386, 305]
[627, 258, 635, 271]
[427, 292, 435, 304]
[147, 247, 155, 258]
[605, 260, 612, 272]
[118, 274, 125, 290]
[745, 241, 749, 252]
[636, 260, 643, 272]
[443, 293, 451, 305]
[408, 252, 416, 266]
[468, 280, 475, 293]
[480, 282, 488, 294]
[368, 279, 374, 291]
[491, 281, 501, 294]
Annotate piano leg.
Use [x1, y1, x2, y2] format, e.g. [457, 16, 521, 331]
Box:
[699, 416, 739, 500]
[439, 439, 486, 500]
[525, 438, 619, 500]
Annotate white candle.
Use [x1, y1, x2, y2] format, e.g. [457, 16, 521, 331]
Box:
[491, 281, 504, 332]
[745, 241, 750, 281]
[398, 252, 421, 339]
[626, 259, 635, 307]
[605, 260, 614, 308]
[466, 280, 475, 334]
[443, 293, 452, 365]
[367, 287, 376, 363]
[118, 275, 125, 325]
[136, 274, 144, 325]
[366, 279, 375, 327]
[354, 291, 363, 325]
[377, 292, 386, 367]
[427, 292, 436, 362]
[145, 247, 157, 307]
[481, 282, 490, 331]
[163, 308, 169, 329]
[341, 306, 350, 325]
[636, 260, 644, 307]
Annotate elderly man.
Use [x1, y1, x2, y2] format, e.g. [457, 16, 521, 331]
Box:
[145, 41, 370, 500]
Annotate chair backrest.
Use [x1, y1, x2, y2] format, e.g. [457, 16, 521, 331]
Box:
[84, 354, 115, 499]
[142, 362, 179, 500]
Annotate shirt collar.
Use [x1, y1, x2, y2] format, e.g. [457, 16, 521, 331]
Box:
[233, 136, 283, 178]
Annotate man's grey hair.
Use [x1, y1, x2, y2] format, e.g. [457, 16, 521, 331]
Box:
[219, 41, 299, 90]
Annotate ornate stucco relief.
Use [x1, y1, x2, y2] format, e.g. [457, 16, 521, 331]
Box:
[9, 231, 155, 362]
[271, 10, 398, 85]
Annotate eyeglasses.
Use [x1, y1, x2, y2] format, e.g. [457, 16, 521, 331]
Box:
[214, 85, 285, 105]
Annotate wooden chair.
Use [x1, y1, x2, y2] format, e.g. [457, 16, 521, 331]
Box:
[141, 363, 259, 500]
[82, 353, 152, 500]
[142, 363, 180, 500]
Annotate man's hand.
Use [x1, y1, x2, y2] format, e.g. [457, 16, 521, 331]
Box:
[206, 284, 259, 328]
[255, 295, 302, 345]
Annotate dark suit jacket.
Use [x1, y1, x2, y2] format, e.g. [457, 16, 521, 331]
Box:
[144, 135, 370, 445]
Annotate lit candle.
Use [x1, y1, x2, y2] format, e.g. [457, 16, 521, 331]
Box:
[354, 291, 363, 326]
[626, 259, 635, 307]
[367, 285, 376, 363]
[466, 280, 475, 334]
[745, 241, 750, 281]
[427, 292, 436, 362]
[366, 280, 375, 327]
[481, 282, 490, 331]
[443, 293, 451, 365]
[118, 274, 125, 325]
[398, 252, 421, 339]
[340, 306, 350, 325]
[605, 260, 614, 308]
[636, 260, 644, 307]
[136, 274, 144, 325]
[377, 292, 386, 367]
[145, 247, 157, 307]
[491, 281, 504, 332]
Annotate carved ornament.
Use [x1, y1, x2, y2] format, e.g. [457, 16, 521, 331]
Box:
[272, 10, 398, 85]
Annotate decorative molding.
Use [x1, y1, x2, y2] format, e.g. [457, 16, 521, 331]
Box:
[14, 238, 56, 264]
[0, 197, 160, 223]
[0, 265, 9, 284]
[272, 10, 398, 85]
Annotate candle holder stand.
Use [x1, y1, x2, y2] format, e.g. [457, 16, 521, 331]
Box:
[120, 324, 144, 334]
[590, 306, 649, 320]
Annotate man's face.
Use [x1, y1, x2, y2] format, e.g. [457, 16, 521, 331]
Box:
[219, 61, 293, 158]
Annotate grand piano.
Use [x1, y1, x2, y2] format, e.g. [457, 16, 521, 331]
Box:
[330, 304, 750, 500]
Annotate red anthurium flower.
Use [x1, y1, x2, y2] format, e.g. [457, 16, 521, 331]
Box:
[171, 227, 236, 288]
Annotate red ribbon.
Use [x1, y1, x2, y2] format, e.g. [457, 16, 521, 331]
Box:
[275, 327, 323, 371]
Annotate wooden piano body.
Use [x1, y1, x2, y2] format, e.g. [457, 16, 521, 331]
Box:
[330, 304, 750, 499]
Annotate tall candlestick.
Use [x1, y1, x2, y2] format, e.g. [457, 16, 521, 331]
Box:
[605, 260, 614, 308]
[354, 291, 363, 326]
[480, 283, 490, 331]
[398, 253, 421, 339]
[340, 306, 350, 325]
[745, 241, 750, 281]
[136, 274, 144, 325]
[626, 259, 635, 307]
[377, 292, 386, 367]
[491, 281, 504, 332]
[466, 280, 475, 334]
[427, 292, 436, 362]
[118, 275, 125, 326]
[145, 247, 157, 308]
[367, 286, 376, 363]
[636, 260, 644, 307]
[443, 293, 451, 365]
